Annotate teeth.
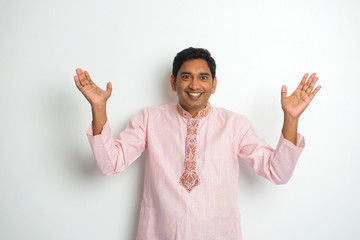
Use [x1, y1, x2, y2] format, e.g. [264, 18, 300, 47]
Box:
[188, 93, 201, 96]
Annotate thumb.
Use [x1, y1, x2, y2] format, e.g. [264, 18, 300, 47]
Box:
[105, 82, 112, 98]
[281, 85, 287, 100]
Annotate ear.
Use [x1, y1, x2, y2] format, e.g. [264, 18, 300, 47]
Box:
[170, 75, 176, 91]
[211, 77, 217, 94]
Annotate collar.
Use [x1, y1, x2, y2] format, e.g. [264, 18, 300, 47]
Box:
[176, 102, 212, 120]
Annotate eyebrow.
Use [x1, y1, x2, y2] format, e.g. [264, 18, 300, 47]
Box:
[180, 72, 210, 76]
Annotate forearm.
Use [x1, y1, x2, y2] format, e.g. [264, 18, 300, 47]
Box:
[281, 113, 299, 145]
[91, 102, 108, 135]
[238, 116, 304, 185]
[86, 109, 147, 176]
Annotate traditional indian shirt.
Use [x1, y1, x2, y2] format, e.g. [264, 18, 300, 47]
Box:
[86, 103, 305, 240]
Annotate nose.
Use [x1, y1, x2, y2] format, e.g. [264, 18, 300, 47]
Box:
[189, 78, 200, 90]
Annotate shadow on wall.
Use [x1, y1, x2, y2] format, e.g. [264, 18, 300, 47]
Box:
[37, 75, 147, 239]
[161, 66, 178, 104]
[36, 80, 100, 178]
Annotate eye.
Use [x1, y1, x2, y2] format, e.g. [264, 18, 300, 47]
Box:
[200, 76, 208, 80]
[182, 75, 191, 80]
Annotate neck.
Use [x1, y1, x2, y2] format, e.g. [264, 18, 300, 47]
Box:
[180, 105, 201, 118]
[178, 102, 210, 118]
[189, 110, 199, 118]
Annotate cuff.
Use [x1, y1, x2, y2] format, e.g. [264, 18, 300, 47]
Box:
[279, 132, 305, 149]
[86, 120, 112, 147]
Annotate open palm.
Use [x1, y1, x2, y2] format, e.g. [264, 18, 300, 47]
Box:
[281, 73, 321, 119]
[74, 68, 112, 105]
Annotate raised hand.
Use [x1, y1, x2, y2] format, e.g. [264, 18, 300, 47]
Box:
[281, 73, 321, 120]
[74, 68, 112, 106]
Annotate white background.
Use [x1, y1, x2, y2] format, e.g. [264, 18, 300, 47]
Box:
[1, 0, 359, 239]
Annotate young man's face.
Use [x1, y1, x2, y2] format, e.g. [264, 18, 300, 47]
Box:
[170, 59, 217, 117]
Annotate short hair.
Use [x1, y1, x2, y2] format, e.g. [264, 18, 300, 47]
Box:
[172, 47, 216, 79]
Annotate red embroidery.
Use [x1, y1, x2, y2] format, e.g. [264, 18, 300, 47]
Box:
[177, 103, 211, 192]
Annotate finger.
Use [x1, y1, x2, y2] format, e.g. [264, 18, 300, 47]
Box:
[84, 71, 95, 86]
[296, 73, 309, 90]
[309, 85, 321, 100]
[105, 82, 113, 99]
[76, 68, 90, 86]
[76, 68, 85, 86]
[281, 85, 287, 101]
[74, 75, 82, 90]
[303, 73, 316, 92]
[306, 77, 318, 94]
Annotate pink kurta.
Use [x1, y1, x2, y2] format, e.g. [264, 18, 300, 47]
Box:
[86, 103, 305, 240]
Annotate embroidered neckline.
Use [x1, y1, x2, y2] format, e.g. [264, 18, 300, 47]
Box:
[177, 102, 211, 192]
[176, 103, 212, 119]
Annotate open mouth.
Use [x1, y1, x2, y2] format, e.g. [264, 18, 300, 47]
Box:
[186, 92, 203, 100]
[188, 92, 202, 97]
[186, 92, 204, 101]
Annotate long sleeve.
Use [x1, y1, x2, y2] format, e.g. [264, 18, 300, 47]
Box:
[237, 117, 305, 184]
[86, 111, 147, 176]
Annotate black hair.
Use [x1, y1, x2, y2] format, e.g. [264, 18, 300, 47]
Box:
[172, 47, 216, 79]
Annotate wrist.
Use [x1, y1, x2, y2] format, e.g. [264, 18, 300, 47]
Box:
[91, 101, 106, 110]
[282, 115, 299, 145]
[283, 112, 299, 123]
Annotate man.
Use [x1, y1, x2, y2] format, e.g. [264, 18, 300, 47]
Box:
[74, 47, 321, 240]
